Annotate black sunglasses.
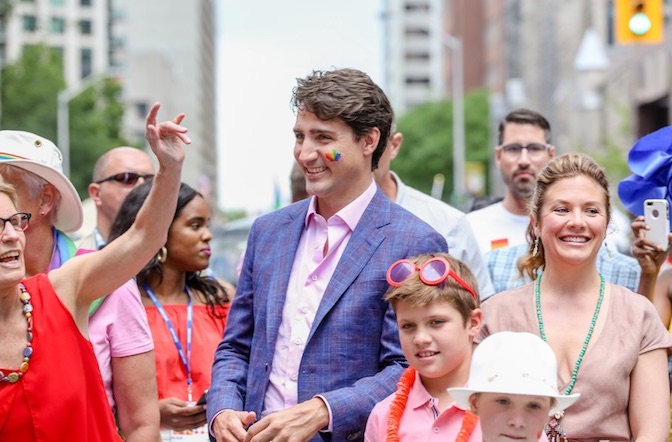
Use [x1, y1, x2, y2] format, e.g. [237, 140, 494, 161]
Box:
[95, 172, 154, 186]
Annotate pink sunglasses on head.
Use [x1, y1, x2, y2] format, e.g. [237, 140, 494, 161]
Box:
[386, 256, 478, 301]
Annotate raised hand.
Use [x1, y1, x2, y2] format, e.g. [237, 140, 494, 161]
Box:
[631, 216, 670, 275]
[145, 102, 191, 170]
[632, 215, 672, 301]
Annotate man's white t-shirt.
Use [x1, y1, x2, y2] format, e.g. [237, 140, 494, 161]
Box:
[466, 201, 530, 255]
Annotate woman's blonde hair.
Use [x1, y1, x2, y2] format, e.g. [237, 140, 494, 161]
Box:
[518, 153, 611, 281]
[0, 181, 18, 207]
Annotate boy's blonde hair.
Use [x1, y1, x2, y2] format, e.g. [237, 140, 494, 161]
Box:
[385, 252, 479, 325]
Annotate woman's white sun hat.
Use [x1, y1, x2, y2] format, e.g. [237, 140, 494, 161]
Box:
[0, 130, 83, 232]
[448, 331, 580, 415]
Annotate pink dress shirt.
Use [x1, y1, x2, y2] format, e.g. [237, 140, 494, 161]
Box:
[263, 180, 378, 426]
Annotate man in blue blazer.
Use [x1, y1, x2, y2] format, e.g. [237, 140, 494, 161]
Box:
[208, 68, 447, 442]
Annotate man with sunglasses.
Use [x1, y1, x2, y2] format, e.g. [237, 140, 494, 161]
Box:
[466, 108, 555, 255]
[208, 68, 447, 442]
[78, 146, 154, 250]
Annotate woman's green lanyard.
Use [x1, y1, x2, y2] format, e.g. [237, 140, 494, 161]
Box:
[143, 283, 195, 403]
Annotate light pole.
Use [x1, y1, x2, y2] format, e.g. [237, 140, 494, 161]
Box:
[57, 73, 106, 177]
[442, 34, 465, 204]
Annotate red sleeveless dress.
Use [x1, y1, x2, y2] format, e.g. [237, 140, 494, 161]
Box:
[0, 274, 122, 441]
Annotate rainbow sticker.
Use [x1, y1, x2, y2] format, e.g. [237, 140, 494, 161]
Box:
[325, 149, 342, 162]
[490, 238, 509, 250]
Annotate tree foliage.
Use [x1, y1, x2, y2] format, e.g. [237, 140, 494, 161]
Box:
[1, 44, 64, 141]
[0, 43, 131, 198]
[68, 78, 129, 196]
[393, 89, 491, 204]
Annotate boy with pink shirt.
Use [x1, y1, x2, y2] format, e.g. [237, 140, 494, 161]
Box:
[365, 253, 482, 442]
[365, 254, 554, 442]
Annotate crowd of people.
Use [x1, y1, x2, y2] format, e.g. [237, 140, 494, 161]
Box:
[0, 67, 671, 442]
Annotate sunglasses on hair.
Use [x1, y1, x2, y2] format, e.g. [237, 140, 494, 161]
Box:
[386, 256, 478, 301]
[95, 172, 154, 186]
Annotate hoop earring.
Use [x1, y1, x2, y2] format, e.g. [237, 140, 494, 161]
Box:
[156, 246, 168, 264]
[532, 238, 539, 257]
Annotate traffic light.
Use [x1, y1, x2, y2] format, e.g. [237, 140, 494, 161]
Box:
[615, 0, 664, 44]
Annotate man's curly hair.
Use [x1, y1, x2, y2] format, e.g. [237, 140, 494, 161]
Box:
[291, 68, 394, 171]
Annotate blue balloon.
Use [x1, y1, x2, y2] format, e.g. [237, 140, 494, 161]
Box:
[618, 126, 672, 230]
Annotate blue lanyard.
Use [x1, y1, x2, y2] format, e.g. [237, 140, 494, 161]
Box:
[143, 283, 194, 403]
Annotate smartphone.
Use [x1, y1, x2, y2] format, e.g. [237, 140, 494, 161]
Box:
[195, 389, 208, 406]
[644, 199, 669, 251]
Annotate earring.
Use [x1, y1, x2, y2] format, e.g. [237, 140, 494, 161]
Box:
[156, 246, 168, 264]
[532, 237, 539, 257]
[604, 241, 613, 259]
[40, 211, 45, 216]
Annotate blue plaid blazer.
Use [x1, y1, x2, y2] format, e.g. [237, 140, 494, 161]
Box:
[207, 188, 447, 441]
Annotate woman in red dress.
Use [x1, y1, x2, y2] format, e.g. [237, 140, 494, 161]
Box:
[108, 181, 232, 438]
[0, 102, 190, 441]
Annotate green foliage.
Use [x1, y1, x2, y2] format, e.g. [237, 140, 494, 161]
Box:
[393, 89, 491, 203]
[68, 78, 131, 197]
[0, 0, 14, 18]
[589, 136, 631, 192]
[0, 43, 131, 198]
[1, 44, 64, 141]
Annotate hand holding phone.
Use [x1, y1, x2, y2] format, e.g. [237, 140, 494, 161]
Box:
[644, 199, 670, 251]
[195, 389, 208, 406]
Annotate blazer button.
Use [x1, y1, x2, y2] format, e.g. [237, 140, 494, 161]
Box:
[346, 430, 362, 441]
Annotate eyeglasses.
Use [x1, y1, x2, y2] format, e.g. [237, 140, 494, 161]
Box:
[386, 256, 478, 301]
[95, 172, 154, 186]
[498, 143, 551, 158]
[0, 212, 31, 234]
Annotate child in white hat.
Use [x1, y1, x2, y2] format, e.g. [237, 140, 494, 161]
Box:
[448, 331, 580, 442]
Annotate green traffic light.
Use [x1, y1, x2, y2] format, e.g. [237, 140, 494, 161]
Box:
[629, 12, 652, 35]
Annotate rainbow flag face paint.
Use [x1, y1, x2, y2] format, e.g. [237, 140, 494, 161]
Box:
[325, 149, 342, 162]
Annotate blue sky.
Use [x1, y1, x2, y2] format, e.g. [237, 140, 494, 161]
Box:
[216, 1, 385, 213]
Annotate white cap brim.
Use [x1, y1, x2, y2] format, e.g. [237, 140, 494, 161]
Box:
[6, 160, 83, 232]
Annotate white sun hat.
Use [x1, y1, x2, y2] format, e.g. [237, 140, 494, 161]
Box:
[0, 130, 83, 232]
[448, 331, 580, 415]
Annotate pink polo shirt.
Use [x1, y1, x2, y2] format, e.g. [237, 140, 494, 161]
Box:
[365, 371, 550, 442]
[263, 180, 377, 420]
[89, 279, 154, 406]
[364, 371, 482, 442]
